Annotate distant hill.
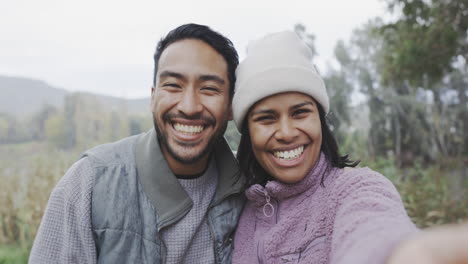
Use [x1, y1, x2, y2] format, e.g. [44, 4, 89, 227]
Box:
[75, 91, 151, 115]
[0, 76, 67, 116]
[0, 75, 150, 116]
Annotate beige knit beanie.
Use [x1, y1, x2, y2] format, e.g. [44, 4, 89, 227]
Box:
[232, 30, 329, 130]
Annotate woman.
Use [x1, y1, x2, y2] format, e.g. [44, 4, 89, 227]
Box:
[231, 31, 468, 264]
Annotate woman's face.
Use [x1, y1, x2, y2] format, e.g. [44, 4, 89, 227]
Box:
[247, 92, 322, 184]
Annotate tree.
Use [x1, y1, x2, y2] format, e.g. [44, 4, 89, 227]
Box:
[381, 0, 467, 85]
[380, 0, 468, 156]
[342, 20, 394, 160]
[323, 41, 356, 144]
[0, 113, 11, 144]
[294, 24, 318, 59]
[63, 94, 77, 149]
[44, 112, 66, 148]
[29, 104, 57, 141]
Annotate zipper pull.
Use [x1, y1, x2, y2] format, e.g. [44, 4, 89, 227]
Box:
[262, 190, 274, 217]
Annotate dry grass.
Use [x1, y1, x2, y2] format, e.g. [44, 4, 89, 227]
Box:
[364, 157, 468, 228]
[0, 142, 466, 262]
[0, 142, 79, 250]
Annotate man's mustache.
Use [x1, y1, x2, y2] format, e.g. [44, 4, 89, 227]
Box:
[163, 112, 215, 126]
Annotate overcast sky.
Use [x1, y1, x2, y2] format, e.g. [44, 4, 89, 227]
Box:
[0, 0, 387, 99]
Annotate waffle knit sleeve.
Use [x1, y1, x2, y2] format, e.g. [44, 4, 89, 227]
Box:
[330, 167, 418, 264]
[29, 157, 97, 264]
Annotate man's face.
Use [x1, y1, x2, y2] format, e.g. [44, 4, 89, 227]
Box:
[151, 39, 232, 172]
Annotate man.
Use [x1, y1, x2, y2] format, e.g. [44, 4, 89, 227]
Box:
[29, 23, 245, 264]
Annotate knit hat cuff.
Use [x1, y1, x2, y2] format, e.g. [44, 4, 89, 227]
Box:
[233, 66, 329, 131]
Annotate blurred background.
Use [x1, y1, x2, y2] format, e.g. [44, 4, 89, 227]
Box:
[0, 0, 467, 262]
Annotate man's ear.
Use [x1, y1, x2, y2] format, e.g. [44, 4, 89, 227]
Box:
[227, 106, 233, 121]
[150, 86, 156, 108]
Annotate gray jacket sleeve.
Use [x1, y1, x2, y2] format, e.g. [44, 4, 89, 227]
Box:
[29, 157, 97, 264]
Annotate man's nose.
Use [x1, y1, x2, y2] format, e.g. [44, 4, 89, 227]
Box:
[176, 88, 203, 117]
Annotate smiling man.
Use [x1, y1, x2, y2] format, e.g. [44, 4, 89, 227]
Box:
[29, 24, 245, 264]
[152, 37, 233, 175]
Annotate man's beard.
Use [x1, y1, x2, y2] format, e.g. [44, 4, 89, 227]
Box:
[153, 112, 228, 164]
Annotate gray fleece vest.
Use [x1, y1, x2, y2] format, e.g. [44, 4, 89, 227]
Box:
[83, 129, 245, 264]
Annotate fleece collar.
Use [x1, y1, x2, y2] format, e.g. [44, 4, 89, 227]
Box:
[245, 153, 333, 205]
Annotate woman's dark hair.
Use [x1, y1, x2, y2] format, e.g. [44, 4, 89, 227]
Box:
[153, 23, 239, 99]
[236, 100, 359, 187]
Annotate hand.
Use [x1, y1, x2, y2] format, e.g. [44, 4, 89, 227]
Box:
[388, 222, 468, 264]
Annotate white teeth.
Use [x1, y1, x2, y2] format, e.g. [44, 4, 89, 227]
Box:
[173, 123, 204, 134]
[274, 146, 304, 160]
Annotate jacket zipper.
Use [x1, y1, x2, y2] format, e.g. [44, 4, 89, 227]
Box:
[208, 183, 243, 263]
[207, 216, 219, 264]
[255, 188, 278, 264]
[155, 230, 167, 264]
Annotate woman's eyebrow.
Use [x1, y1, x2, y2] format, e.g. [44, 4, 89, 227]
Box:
[250, 101, 315, 117]
[290, 101, 314, 111]
[250, 109, 276, 117]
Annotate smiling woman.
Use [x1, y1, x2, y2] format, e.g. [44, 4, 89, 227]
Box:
[231, 31, 420, 264]
[247, 92, 322, 184]
[231, 30, 468, 264]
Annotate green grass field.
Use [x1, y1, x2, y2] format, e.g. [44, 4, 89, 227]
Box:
[0, 245, 29, 264]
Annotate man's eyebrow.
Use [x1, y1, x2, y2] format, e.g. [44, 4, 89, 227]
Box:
[199, 74, 225, 85]
[290, 101, 315, 110]
[158, 70, 186, 81]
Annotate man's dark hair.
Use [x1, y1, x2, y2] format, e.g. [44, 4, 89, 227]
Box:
[236, 100, 360, 187]
[153, 23, 239, 98]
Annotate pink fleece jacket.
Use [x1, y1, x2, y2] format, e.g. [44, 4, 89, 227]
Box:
[233, 154, 418, 264]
